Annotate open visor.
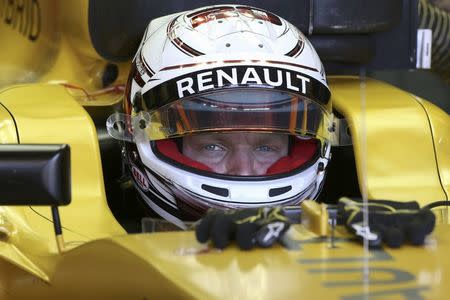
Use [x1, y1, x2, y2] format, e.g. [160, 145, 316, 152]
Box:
[107, 88, 350, 146]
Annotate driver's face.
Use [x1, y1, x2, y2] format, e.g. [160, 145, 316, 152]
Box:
[182, 132, 288, 176]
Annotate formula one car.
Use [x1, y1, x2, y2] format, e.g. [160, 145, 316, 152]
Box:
[0, 1, 449, 299]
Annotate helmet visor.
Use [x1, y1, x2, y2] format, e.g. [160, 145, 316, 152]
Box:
[144, 88, 333, 141]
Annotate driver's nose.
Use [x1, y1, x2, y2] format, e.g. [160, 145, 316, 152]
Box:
[225, 150, 260, 176]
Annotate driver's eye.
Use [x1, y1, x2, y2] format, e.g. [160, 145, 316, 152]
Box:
[204, 144, 224, 151]
[255, 145, 274, 152]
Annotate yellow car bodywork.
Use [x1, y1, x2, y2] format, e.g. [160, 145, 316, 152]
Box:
[0, 1, 449, 299]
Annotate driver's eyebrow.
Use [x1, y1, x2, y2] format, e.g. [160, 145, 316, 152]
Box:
[192, 135, 228, 145]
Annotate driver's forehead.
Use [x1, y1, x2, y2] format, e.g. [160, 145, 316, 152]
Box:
[183, 132, 289, 145]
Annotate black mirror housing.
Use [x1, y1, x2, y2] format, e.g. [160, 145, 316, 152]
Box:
[0, 144, 71, 206]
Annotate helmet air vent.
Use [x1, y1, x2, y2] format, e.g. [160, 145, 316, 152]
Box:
[269, 186, 292, 197]
[201, 184, 229, 197]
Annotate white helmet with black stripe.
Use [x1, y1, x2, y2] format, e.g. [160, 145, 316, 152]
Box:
[110, 4, 335, 229]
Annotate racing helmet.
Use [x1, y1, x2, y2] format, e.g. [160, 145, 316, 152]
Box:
[111, 5, 334, 228]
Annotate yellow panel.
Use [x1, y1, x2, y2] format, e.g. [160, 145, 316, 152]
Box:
[0, 204, 93, 284]
[1, 225, 450, 299]
[39, 0, 130, 90]
[0, 0, 130, 92]
[0, 0, 60, 86]
[0, 84, 125, 240]
[0, 103, 18, 143]
[330, 76, 447, 205]
[60, 0, 97, 60]
[416, 98, 450, 199]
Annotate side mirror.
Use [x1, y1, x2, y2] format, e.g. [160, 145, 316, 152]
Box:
[0, 144, 71, 205]
[0, 144, 71, 253]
